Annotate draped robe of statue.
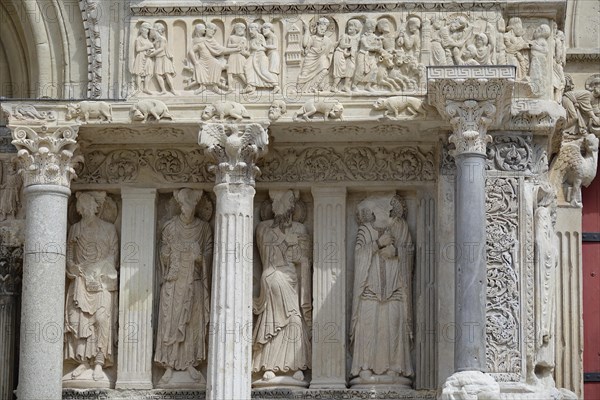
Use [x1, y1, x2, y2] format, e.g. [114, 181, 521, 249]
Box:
[252, 219, 311, 374]
[351, 220, 414, 378]
[154, 216, 213, 370]
[64, 217, 119, 366]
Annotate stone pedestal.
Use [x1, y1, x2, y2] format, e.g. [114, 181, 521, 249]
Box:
[310, 186, 347, 389]
[199, 123, 268, 400]
[9, 124, 81, 399]
[116, 188, 158, 389]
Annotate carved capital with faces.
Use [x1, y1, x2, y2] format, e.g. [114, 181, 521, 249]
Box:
[10, 124, 83, 188]
[199, 123, 269, 185]
[446, 100, 495, 157]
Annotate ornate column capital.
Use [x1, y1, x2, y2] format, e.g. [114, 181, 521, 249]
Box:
[199, 123, 269, 185]
[427, 66, 515, 158]
[9, 124, 83, 188]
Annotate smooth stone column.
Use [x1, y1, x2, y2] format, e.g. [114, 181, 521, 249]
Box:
[10, 124, 81, 400]
[310, 186, 347, 389]
[200, 123, 268, 400]
[116, 188, 158, 389]
[19, 185, 71, 399]
[453, 154, 487, 371]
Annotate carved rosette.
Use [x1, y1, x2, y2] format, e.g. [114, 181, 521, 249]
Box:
[199, 123, 269, 185]
[10, 125, 83, 187]
[446, 100, 495, 157]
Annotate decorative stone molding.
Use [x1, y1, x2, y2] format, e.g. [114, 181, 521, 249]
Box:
[486, 134, 548, 174]
[446, 100, 495, 157]
[79, 0, 102, 98]
[259, 146, 435, 182]
[10, 125, 83, 187]
[199, 123, 269, 185]
[0, 241, 23, 296]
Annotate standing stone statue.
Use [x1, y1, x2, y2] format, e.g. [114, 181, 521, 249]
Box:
[155, 188, 213, 387]
[297, 17, 335, 92]
[351, 194, 414, 387]
[528, 24, 551, 97]
[131, 22, 155, 95]
[148, 23, 177, 95]
[252, 189, 311, 387]
[63, 191, 119, 387]
[332, 19, 362, 92]
[0, 161, 21, 221]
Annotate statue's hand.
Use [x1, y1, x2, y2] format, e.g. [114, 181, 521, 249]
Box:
[165, 269, 178, 282]
[380, 244, 396, 259]
[378, 232, 394, 247]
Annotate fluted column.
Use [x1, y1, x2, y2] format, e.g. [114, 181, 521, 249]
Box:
[9, 124, 82, 400]
[310, 186, 347, 389]
[116, 188, 158, 389]
[428, 66, 514, 394]
[199, 123, 268, 400]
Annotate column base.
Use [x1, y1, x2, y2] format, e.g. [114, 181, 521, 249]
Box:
[439, 371, 499, 400]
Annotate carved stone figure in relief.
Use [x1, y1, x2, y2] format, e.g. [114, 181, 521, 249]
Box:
[262, 23, 280, 79]
[376, 19, 397, 53]
[504, 17, 530, 80]
[372, 96, 426, 119]
[561, 75, 600, 137]
[155, 189, 213, 387]
[66, 101, 113, 123]
[293, 99, 344, 122]
[183, 24, 207, 90]
[226, 23, 250, 88]
[297, 17, 335, 92]
[332, 19, 362, 92]
[253, 189, 311, 386]
[552, 25, 566, 103]
[460, 33, 491, 65]
[0, 161, 21, 221]
[190, 22, 241, 93]
[431, 16, 472, 66]
[243, 23, 280, 94]
[533, 185, 557, 382]
[268, 100, 287, 122]
[131, 22, 154, 95]
[397, 17, 421, 59]
[353, 19, 382, 91]
[63, 191, 119, 386]
[529, 24, 551, 97]
[549, 133, 599, 207]
[130, 99, 173, 122]
[201, 100, 250, 122]
[351, 194, 413, 387]
[148, 24, 177, 95]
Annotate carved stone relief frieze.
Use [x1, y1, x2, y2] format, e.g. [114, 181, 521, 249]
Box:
[252, 189, 312, 387]
[485, 177, 522, 382]
[66, 102, 113, 123]
[130, 99, 173, 122]
[486, 134, 548, 174]
[63, 191, 119, 388]
[258, 146, 435, 183]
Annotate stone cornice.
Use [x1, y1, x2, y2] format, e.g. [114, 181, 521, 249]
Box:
[9, 124, 83, 188]
[198, 123, 269, 185]
[566, 48, 600, 62]
[427, 66, 516, 157]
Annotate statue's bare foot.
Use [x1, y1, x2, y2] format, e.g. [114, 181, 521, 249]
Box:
[292, 370, 305, 381]
[159, 367, 173, 385]
[262, 370, 276, 381]
[187, 366, 201, 381]
[359, 369, 374, 381]
[92, 364, 104, 381]
[71, 363, 89, 379]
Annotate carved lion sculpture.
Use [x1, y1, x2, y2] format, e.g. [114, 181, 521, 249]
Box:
[293, 100, 344, 122]
[549, 133, 599, 207]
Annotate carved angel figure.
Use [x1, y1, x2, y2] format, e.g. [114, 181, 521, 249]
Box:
[252, 189, 312, 385]
[351, 194, 414, 387]
[155, 189, 213, 387]
[64, 191, 118, 385]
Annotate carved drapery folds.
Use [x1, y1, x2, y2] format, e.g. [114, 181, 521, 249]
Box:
[199, 123, 269, 185]
[10, 125, 83, 187]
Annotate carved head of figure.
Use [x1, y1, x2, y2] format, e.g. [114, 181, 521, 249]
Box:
[192, 23, 206, 38]
[376, 19, 392, 35]
[585, 74, 600, 98]
[152, 23, 166, 40]
[139, 22, 151, 38]
[364, 19, 377, 34]
[269, 189, 298, 228]
[174, 188, 203, 224]
[248, 23, 260, 38]
[448, 16, 468, 32]
[75, 191, 106, 220]
[346, 19, 362, 35]
[406, 17, 421, 34]
[65, 103, 80, 120]
[564, 74, 575, 93]
[233, 22, 246, 36]
[506, 17, 525, 36]
[328, 102, 344, 120]
[201, 104, 217, 120]
[205, 22, 217, 38]
[316, 17, 330, 36]
[533, 24, 551, 40]
[268, 100, 287, 122]
[474, 32, 489, 48]
[262, 22, 273, 36]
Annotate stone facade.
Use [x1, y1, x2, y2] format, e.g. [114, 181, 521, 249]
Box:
[0, 0, 598, 399]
